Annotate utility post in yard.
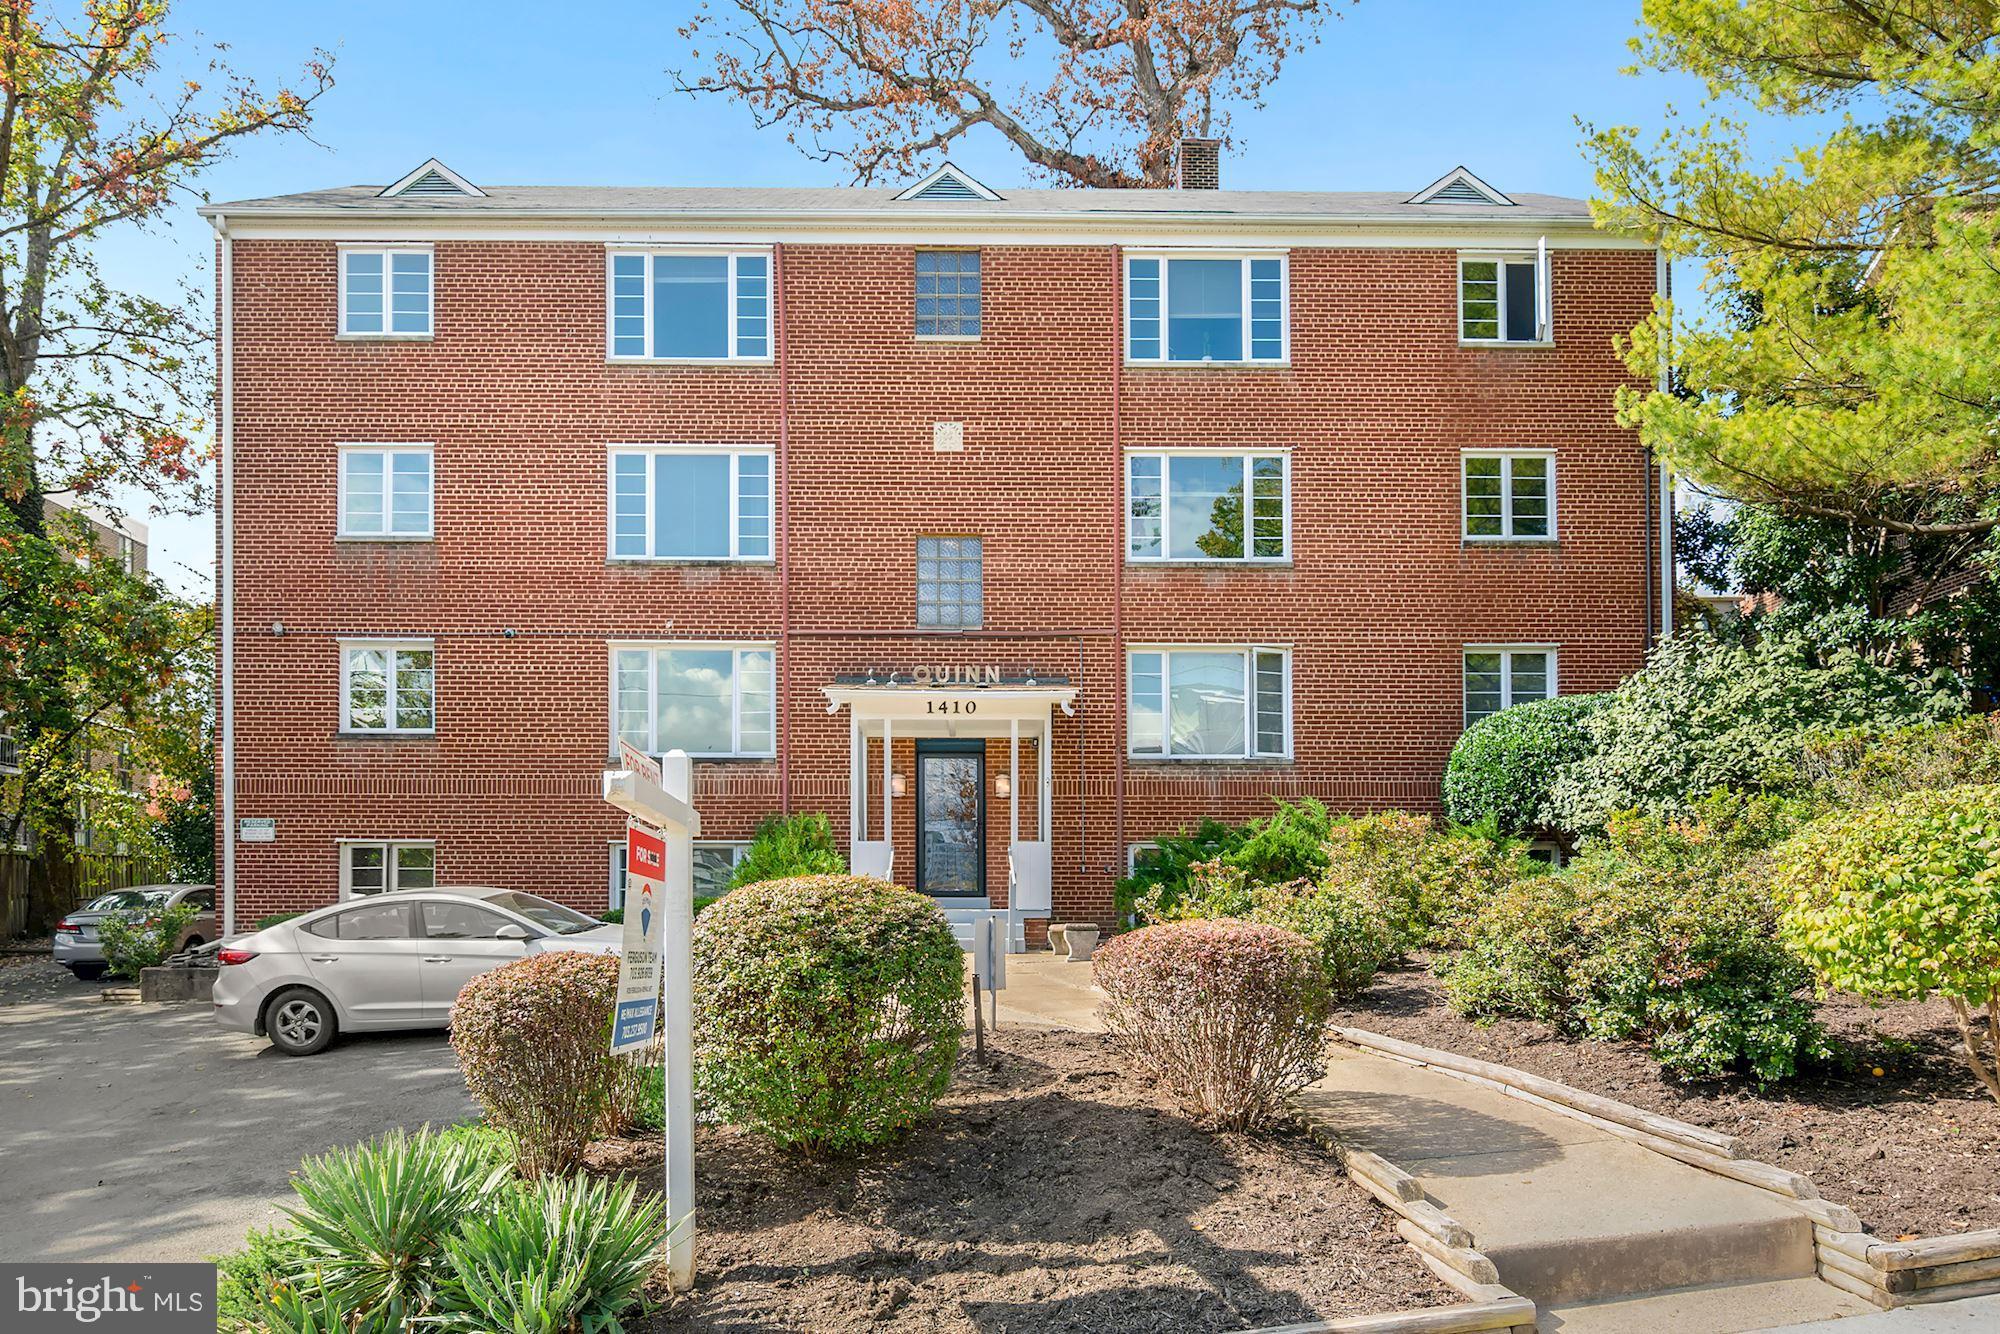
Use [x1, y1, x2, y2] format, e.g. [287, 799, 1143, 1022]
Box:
[604, 744, 699, 1291]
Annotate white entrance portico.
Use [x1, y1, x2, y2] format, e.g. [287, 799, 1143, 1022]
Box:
[823, 674, 1075, 953]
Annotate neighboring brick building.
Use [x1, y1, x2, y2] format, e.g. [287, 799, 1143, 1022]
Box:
[205, 155, 1671, 941]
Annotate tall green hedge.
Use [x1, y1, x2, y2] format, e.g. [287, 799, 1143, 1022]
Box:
[1442, 693, 1604, 837]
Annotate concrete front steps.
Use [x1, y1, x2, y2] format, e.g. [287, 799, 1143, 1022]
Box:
[1544, 1277, 1873, 1333]
[1299, 1044, 1873, 1331]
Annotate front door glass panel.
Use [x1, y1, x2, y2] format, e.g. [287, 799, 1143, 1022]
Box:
[917, 745, 984, 898]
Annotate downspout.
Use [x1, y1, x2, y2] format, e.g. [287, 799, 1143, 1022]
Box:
[1655, 247, 1675, 640]
[1110, 245, 1125, 877]
[775, 243, 792, 813]
[212, 215, 237, 935]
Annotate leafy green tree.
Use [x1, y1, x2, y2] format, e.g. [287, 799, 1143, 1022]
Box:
[0, 2, 325, 923]
[1590, 2, 2000, 538]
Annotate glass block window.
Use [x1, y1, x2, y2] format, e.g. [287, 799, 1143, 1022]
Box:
[1460, 254, 1543, 343]
[339, 446, 433, 538]
[340, 248, 431, 337]
[608, 447, 772, 560]
[1463, 648, 1555, 726]
[613, 644, 776, 758]
[342, 841, 435, 897]
[1127, 452, 1286, 561]
[1126, 254, 1287, 363]
[915, 251, 981, 337]
[608, 251, 770, 360]
[916, 536, 983, 628]
[1463, 451, 1554, 539]
[341, 643, 435, 734]
[1128, 647, 1289, 759]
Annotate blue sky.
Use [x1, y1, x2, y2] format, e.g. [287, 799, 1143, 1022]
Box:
[110, 0, 1718, 595]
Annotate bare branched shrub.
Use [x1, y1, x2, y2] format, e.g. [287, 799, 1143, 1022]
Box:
[1095, 920, 1332, 1131]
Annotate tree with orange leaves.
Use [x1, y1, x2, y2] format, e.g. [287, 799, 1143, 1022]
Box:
[0, 0, 329, 535]
[673, 0, 1347, 187]
[0, 2, 328, 930]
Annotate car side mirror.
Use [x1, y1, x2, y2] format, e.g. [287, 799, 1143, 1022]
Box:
[493, 923, 531, 942]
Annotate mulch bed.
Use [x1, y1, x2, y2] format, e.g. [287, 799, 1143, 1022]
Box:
[599, 1027, 1453, 1333]
[1333, 962, 2000, 1241]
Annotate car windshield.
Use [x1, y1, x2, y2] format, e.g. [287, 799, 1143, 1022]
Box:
[85, 890, 169, 912]
[477, 891, 600, 935]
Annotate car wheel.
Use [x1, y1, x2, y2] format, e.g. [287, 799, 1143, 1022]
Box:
[264, 987, 337, 1057]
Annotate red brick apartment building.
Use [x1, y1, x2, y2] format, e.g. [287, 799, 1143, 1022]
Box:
[205, 153, 1671, 943]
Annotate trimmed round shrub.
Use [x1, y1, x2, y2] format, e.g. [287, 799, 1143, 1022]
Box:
[450, 951, 626, 1176]
[1443, 693, 1604, 836]
[1095, 920, 1333, 1131]
[1774, 784, 2000, 1105]
[692, 874, 962, 1156]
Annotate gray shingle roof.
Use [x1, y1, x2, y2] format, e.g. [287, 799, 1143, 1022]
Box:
[202, 183, 1595, 223]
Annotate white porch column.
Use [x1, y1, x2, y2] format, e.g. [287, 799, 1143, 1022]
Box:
[882, 716, 893, 857]
[1039, 711, 1052, 848]
[849, 710, 862, 847]
[1009, 718, 1020, 843]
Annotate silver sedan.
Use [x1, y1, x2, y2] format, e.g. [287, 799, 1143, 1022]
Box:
[53, 885, 217, 979]
[210, 886, 619, 1056]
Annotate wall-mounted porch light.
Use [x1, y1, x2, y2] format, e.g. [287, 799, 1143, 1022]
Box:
[890, 771, 908, 799]
[993, 773, 1012, 799]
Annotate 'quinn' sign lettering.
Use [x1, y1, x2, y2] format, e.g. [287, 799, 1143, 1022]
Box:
[910, 665, 1002, 686]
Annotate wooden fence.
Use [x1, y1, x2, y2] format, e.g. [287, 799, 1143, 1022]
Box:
[1, 849, 172, 940]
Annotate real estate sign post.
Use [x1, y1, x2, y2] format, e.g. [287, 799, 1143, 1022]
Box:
[602, 746, 700, 1290]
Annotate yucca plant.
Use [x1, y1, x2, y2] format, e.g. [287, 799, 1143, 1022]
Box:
[283, 1127, 511, 1326]
[433, 1174, 667, 1333]
[245, 1284, 401, 1334]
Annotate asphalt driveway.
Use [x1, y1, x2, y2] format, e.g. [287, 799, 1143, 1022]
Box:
[0, 955, 474, 1263]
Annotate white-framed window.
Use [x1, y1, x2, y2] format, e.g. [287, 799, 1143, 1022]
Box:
[917, 536, 982, 628]
[341, 840, 436, 897]
[1463, 646, 1556, 726]
[1128, 450, 1288, 562]
[1128, 646, 1290, 759]
[1126, 842, 1163, 875]
[607, 250, 770, 362]
[341, 642, 435, 734]
[1462, 450, 1555, 541]
[1126, 253, 1287, 364]
[611, 840, 747, 908]
[338, 444, 434, 539]
[608, 445, 772, 561]
[339, 245, 432, 338]
[612, 643, 776, 759]
[1459, 249, 1549, 344]
[916, 250, 981, 338]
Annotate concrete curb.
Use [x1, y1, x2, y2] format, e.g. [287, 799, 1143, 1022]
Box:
[1332, 1026, 2000, 1315]
[1289, 1104, 1539, 1334]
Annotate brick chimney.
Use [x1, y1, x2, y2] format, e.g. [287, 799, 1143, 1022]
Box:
[1176, 137, 1221, 189]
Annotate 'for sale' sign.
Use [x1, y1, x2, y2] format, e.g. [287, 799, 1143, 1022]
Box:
[611, 819, 665, 1053]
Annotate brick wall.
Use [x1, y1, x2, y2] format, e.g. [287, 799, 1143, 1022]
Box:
[219, 236, 1657, 929]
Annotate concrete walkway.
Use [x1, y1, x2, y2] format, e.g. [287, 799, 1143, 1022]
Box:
[1299, 1043, 1872, 1332]
[981, 950, 1106, 1030]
